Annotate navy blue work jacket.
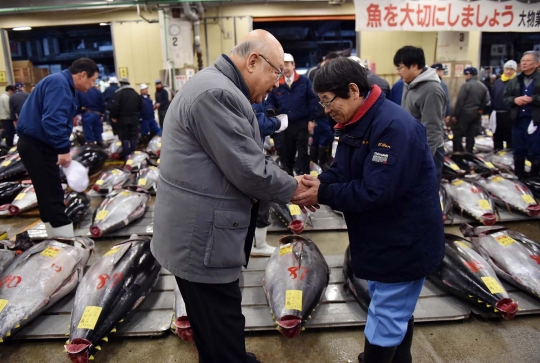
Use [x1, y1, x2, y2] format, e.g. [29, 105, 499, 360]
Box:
[318, 85, 445, 283]
[76, 87, 106, 114]
[253, 100, 279, 139]
[266, 72, 318, 124]
[17, 69, 77, 154]
[140, 94, 155, 121]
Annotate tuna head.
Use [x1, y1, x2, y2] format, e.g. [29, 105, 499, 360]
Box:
[173, 317, 193, 342]
[65, 338, 92, 363]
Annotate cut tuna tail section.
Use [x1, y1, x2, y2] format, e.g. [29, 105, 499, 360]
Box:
[90, 226, 102, 238]
[65, 338, 91, 363]
[526, 205, 540, 217]
[289, 220, 304, 235]
[277, 315, 302, 339]
[174, 317, 193, 342]
[495, 298, 518, 320]
[481, 213, 496, 226]
[7, 205, 20, 215]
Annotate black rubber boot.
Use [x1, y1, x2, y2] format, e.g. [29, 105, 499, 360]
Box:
[310, 146, 319, 164]
[318, 146, 330, 171]
[514, 157, 526, 179]
[246, 352, 262, 363]
[358, 337, 397, 363]
[392, 316, 414, 363]
[530, 160, 540, 178]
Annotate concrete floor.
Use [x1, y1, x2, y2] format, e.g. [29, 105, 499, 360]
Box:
[0, 216, 540, 363]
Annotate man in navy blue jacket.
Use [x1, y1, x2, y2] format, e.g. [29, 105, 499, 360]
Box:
[17, 58, 99, 238]
[293, 58, 445, 363]
[266, 53, 318, 175]
[76, 84, 106, 146]
[139, 83, 160, 142]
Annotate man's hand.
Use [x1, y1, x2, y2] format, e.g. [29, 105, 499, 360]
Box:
[154, 103, 160, 110]
[523, 95, 533, 104]
[292, 175, 321, 213]
[514, 96, 529, 106]
[308, 121, 315, 135]
[57, 153, 72, 167]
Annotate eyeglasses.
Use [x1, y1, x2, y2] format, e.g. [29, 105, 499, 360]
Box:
[319, 95, 338, 109]
[258, 54, 284, 81]
[396, 65, 406, 71]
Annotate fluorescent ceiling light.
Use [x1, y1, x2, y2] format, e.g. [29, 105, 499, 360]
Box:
[13, 26, 32, 31]
[100, 23, 110, 26]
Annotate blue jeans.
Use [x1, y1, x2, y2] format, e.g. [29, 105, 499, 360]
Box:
[82, 112, 103, 143]
[364, 277, 425, 347]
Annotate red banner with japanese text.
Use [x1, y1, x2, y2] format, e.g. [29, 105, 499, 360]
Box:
[355, 0, 540, 32]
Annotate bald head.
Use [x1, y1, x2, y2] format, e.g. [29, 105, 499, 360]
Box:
[229, 30, 285, 104]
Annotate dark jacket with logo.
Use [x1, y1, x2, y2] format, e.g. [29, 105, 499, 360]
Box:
[266, 72, 318, 124]
[317, 85, 445, 283]
[503, 70, 540, 125]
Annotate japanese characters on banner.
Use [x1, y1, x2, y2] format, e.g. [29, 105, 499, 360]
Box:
[354, 0, 540, 32]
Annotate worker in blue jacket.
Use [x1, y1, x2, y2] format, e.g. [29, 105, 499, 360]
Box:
[266, 53, 318, 175]
[292, 58, 445, 363]
[16, 58, 99, 238]
[139, 83, 161, 143]
[76, 84, 106, 146]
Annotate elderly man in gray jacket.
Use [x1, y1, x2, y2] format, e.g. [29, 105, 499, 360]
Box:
[151, 30, 308, 363]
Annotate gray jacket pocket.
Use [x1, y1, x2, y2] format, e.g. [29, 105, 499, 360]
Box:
[204, 209, 250, 268]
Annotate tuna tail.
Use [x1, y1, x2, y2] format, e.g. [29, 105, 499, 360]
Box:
[65, 338, 91, 363]
[460, 223, 476, 237]
[91, 184, 101, 192]
[480, 213, 496, 226]
[526, 204, 540, 217]
[7, 205, 20, 215]
[277, 315, 302, 339]
[495, 298, 518, 320]
[174, 317, 193, 342]
[289, 220, 304, 235]
[90, 226, 102, 238]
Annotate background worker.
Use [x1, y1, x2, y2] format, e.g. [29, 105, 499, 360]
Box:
[0, 85, 15, 148]
[154, 80, 170, 129]
[110, 77, 142, 158]
[139, 83, 161, 143]
[76, 81, 106, 147]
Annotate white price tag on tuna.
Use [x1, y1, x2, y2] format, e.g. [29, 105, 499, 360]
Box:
[450, 163, 459, 171]
[126, 160, 134, 166]
[41, 247, 61, 258]
[495, 235, 516, 247]
[95, 180, 104, 186]
[485, 162, 495, 169]
[77, 306, 102, 330]
[0, 299, 8, 313]
[452, 180, 464, 186]
[14, 193, 26, 201]
[138, 178, 147, 186]
[285, 290, 302, 311]
[95, 210, 108, 221]
[288, 204, 301, 216]
[522, 194, 536, 204]
[481, 277, 505, 295]
[280, 244, 293, 256]
[1, 160, 11, 167]
[478, 200, 491, 210]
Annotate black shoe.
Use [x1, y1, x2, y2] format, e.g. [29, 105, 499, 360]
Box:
[514, 157, 526, 179]
[246, 352, 261, 363]
[358, 337, 397, 363]
[392, 316, 414, 363]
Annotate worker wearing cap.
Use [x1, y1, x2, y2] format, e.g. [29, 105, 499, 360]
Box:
[110, 77, 143, 158]
[9, 82, 30, 123]
[430, 63, 451, 123]
[266, 53, 318, 175]
[139, 83, 160, 143]
[102, 76, 119, 129]
[491, 60, 517, 150]
[452, 67, 490, 153]
[155, 80, 170, 129]
[76, 82, 106, 146]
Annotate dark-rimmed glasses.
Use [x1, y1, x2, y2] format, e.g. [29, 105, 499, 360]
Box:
[258, 54, 284, 81]
[319, 95, 338, 109]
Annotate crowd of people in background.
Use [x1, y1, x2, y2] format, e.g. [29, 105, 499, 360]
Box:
[0, 74, 170, 158]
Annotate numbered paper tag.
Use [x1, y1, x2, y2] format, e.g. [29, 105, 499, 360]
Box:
[285, 290, 302, 311]
[115, 141, 122, 147]
[448, 134, 454, 140]
[491, 176, 504, 183]
[41, 247, 61, 258]
[1, 160, 11, 167]
[455, 241, 470, 249]
[526, 160, 532, 167]
[95, 180, 104, 186]
[280, 244, 293, 256]
[522, 194, 536, 204]
[481, 276, 505, 295]
[478, 199, 491, 210]
[134, 151, 141, 155]
[498, 151, 506, 156]
[9, 147, 16, 153]
[14, 193, 26, 201]
[440, 200, 444, 211]
[95, 210, 108, 221]
[126, 160, 134, 166]
[310, 170, 319, 177]
[0, 299, 8, 313]
[104, 246, 121, 257]
[495, 234, 516, 247]
[450, 163, 460, 171]
[138, 178, 147, 186]
[157, 142, 162, 148]
[111, 169, 121, 175]
[452, 180, 464, 186]
[120, 191, 131, 197]
[77, 306, 102, 330]
[288, 204, 301, 216]
[485, 162, 495, 169]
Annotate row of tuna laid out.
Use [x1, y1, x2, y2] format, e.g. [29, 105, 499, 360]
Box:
[0, 235, 160, 363]
[92, 166, 159, 194]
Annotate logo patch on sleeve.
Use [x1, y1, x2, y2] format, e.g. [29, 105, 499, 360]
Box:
[372, 152, 389, 164]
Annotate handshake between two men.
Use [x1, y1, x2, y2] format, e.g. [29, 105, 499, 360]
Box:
[292, 175, 321, 213]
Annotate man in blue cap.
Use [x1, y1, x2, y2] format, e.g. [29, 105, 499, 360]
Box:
[452, 67, 489, 153]
[76, 81, 106, 147]
[9, 82, 30, 123]
[154, 80, 170, 129]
